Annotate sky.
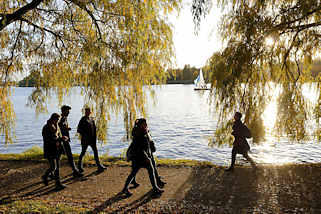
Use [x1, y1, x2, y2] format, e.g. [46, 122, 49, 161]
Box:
[170, 2, 223, 69]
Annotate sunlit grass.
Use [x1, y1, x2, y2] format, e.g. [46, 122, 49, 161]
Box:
[0, 146, 216, 167]
[0, 200, 88, 214]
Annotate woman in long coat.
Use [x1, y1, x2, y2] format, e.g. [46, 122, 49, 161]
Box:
[121, 118, 164, 196]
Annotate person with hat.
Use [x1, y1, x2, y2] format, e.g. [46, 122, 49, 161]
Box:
[77, 107, 106, 172]
[42, 113, 67, 190]
[59, 105, 83, 177]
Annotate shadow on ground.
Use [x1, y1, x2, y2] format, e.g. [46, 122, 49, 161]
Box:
[2, 160, 321, 213]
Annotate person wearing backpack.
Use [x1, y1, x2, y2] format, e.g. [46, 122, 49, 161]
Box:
[127, 122, 166, 189]
[226, 112, 256, 171]
[121, 118, 164, 196]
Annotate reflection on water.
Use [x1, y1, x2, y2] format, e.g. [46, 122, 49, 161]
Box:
[262, 82, 320, 137]
[0, 85, 320, 166]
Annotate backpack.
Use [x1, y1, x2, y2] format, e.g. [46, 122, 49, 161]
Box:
[241, 124, 252, 139]
[126, 143, 134, 161]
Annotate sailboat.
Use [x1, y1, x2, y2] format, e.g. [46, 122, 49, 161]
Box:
[194, 69, 210, 90]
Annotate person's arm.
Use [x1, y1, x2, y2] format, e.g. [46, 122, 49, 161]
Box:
[231, 123, 238, 136]
[93, 119, 97, 139]
[77, 117, 85, 135]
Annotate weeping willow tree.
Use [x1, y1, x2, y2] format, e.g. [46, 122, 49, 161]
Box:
[0, 0, 182, 144]
[192, 0, 321, 146]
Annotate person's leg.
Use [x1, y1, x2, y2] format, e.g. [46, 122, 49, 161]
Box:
[122, 162, 140, 196]
[78, 144, 88, 173]
[90, 143, 106, 171]
[130, 176, 140, 188]
[63, 141, 82, 177]
[54, 156, 66, 189]
[145, 159, 163, 194]
[226, 147, 237, 171]
[150, 154, 166, 187]
[243, 152, 257, 168]
[42, 158, 56, 186]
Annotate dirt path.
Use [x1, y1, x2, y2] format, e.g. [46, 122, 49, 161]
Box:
[1, 160, 321, 213]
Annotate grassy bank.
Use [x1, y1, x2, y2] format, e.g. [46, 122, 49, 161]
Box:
[0, 200, 84, 214]
[0, 146, 214, 167]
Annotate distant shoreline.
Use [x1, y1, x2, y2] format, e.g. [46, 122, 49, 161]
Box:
[16, 81, 196, 87]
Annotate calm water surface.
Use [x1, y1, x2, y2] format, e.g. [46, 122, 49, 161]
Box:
[0, 85, 320, 166]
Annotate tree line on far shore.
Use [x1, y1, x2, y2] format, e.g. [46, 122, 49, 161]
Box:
[17, 60, 320, 87]
[17, 64, 212, 87]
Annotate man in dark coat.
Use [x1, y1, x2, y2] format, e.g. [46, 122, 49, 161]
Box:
[226, 112, 257, 171]
[77, 107, 106, 172]
[59, 105, 83, 177]
[42, 113, 67, 190]
[121, 118, 164, 196]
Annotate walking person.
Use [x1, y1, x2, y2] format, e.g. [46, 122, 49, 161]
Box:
[121, 118, 164, 196]
[59, 105, 83, 177]
[77, 107, 106, 173]
[130, 122, 166, 189]
[226, 112, 256, 171]
[42, 113, 67, 190]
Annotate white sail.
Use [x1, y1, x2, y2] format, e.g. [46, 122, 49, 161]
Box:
[194, 69, 208, 90]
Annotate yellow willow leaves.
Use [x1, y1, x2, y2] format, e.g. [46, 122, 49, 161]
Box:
[198, 0, 321, 145]
[0, 0, 181, 144]
[0, 87, 16, 144]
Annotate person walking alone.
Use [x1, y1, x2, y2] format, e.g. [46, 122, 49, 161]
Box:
[77, 107, 106, 173]
[226, 112, 256, 171]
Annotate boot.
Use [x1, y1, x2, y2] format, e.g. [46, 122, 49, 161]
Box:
[131, 180, 140, 189]
[97, 164, 106, 172]
[55, 181, 66, 190]
[153, 187, 164, 195]
[73, 170, 83, 178]
[42, 175, 49, 186]
[121, 188, 133, 197]
[157, 179, 166, 188]
[78, 159, 84, 173]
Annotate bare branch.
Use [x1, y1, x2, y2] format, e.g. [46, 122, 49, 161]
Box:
[20, 18, 68, 52]
[5, 21, 22, 83]
[0, 0, 43, 31]
[275, 5, 321, 30]
[282, 30, 300, 79]
[69, 0, 103, 42]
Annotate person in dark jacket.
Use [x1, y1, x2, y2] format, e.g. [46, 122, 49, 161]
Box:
[42, 113, 67, 190]
[121, 118, 164, 196]
[226, 112, 256, 171]
[129, 120, 166, 189]
[77, 107, 106, 173]
[59, 105, 83, 177]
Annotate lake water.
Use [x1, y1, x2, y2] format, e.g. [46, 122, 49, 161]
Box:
[0, 85, 320, 166]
